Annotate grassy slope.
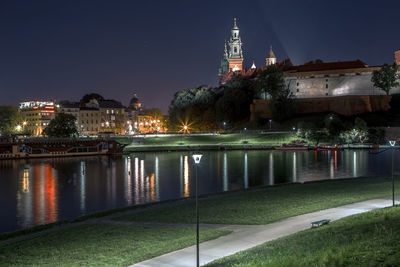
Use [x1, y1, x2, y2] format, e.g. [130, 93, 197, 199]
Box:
[126, 132, 297, 147]
[207, 206, 400, 267]
[115, 177, 399, 224]
[0, 224, 230, 266]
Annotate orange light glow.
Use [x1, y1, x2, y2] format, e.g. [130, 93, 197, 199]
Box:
[150, 173, 155, 201]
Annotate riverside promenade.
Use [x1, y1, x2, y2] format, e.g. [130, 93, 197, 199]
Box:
[132, 198, 396, 267]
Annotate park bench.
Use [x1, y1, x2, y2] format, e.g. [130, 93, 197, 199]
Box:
[311, 219, 330, 228]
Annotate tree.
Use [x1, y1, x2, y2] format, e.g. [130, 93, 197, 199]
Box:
[371, 63, 400, 95]
[168, 86, 220, 131]
[80, 93, 104, 105]
[216, 86, 253, 124]
[354, 117, 367, 130]
[43, 113, 78, 138]
[324, 113, 344, 137]
[255, 66, 295, 122]
[255, 65, 285, 99]
[0, 106, 21, 135]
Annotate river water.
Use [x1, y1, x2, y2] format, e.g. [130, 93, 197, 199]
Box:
[0, 149, 397, 233]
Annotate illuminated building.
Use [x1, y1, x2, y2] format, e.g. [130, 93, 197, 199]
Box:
[79, 107, 101, 135]
[99, 100, 126, 135]
[217, 19, 400, 118]
[125, 93, 143, 135]
[59, 101, 80, 121]
[78, 99, 127, 135]
[19, 101, 56, 136]
[136, 115, 167, 134]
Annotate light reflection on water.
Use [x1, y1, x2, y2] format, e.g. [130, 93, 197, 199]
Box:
[0, 149, 397, 233]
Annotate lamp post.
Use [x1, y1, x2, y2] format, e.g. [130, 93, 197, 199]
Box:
[192, 152, 203, 267]
[269, 119, 272, 130]
[390, 140, 396, 206]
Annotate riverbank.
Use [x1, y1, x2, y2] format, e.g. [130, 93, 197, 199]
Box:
[0, 176, 398, 266]
[123, 132, 298, 152]
[121, 132, 394, 153]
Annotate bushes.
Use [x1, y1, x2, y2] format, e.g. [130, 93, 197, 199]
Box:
[297, 115, 385, 144]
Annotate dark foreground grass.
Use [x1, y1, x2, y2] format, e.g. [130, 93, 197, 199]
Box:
[115, 177, 399, 225]
[0, 224, 230, 266]
[206, 206, 400, 267]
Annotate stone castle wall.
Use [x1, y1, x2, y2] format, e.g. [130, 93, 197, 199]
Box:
[250, 95, 392, 120]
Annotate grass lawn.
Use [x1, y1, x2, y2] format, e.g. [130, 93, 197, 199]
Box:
[114, 177, 399, 225]
[123, 132, 298, 151]
[206, 206, 400, 267]
[0, 224, 230, 266]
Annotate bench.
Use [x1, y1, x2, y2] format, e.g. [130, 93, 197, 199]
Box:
[311, 219, 330, 228]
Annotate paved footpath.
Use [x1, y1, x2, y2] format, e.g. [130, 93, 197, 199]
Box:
[132, 198, 397, 267]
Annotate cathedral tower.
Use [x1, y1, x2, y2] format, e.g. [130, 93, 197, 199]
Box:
[228, 18, 244, 71]
[266, 46, 277, 66]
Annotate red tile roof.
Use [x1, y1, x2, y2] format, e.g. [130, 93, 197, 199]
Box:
[288, 60, 367, 72]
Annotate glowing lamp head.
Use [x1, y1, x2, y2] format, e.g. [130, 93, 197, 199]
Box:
[184, 125, 188, 130]
[192, 153, 203, 164]
[16, 125, 22, 131]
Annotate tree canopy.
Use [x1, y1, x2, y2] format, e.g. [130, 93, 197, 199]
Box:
[0, 106, 21, 135]
[43, 113, 78, 138]
[80, 93, 104, 105]
[255, 66, 285, 99]
[168, 86, 220, 131]
[256, 66, 295, 122]
[371, 64, 399, 95]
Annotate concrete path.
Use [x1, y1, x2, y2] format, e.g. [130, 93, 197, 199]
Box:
[132, 198, 397, 267]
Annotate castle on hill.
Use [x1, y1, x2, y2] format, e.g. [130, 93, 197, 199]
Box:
[218, 18, 400, 117]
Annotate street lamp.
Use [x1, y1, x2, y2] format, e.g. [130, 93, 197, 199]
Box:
[390, 140, 396, 206]
[269, 119, 272, 130]
[192, 152, 203, 267]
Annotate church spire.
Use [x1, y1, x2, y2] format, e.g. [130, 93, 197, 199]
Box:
[218, 42, 229, 76]
[266, 45, 277, 66]
[233, 18, 238, 29]
[224, 41, 228, 59]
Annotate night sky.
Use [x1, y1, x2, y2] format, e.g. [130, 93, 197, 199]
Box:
[1, 0, 400, 112]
